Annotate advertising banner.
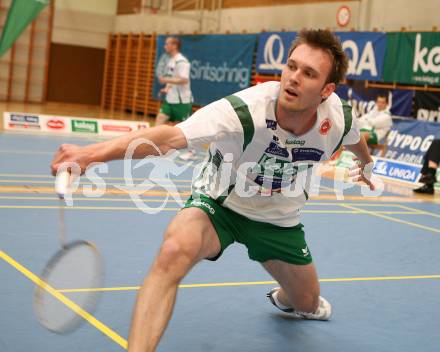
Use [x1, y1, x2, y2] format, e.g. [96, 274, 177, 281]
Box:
[336, 83, 413, 118]
[384, 32, 440, 86]
[372, 157, 422, 184]
[414, 91, 440, 123]
[256, 32, 297, 74]
[337, 32, 387, 81]
[3, 112, 150, 137]
[154, 34, 257, 105]
[383, 119, 440, 165]
[256, 31, 387, 81]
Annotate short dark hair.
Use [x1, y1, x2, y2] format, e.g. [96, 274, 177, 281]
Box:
[167, 36, 181, 50]
[288, 29, 348, 85]
[376, 93, 389, 103]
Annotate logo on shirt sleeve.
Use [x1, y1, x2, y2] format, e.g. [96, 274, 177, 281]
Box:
[319, 118, 332, 135]
[266, 119, 277, 130]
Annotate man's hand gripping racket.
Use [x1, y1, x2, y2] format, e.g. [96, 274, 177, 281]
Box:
[33, 170, 105, 334]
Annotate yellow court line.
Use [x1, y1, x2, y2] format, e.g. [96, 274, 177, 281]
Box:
[308, 202, 403, 207]
[0, 196, 184, 203]
[0, 250, 127, 349]
[0, 186, 192, 197]
[340, 204, 440, 233]
[0, 173, 192, 183]
[0, 205, 182, 211]
[0, 204, 421, 215]
[395, 204, 440, 219]
[0, 196, 424, 209]
[58, 274, 440, 293]
[0, 179, 192, 188]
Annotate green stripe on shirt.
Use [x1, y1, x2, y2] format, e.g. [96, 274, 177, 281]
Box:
[224, 95, 255, 152]
[332, 99, 353, 155]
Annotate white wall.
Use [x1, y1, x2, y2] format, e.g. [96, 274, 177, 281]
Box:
[367, 0, 440, 31]
[113, 0, 438, 34]
[53, 0, 118, 48]
[219, 2, 361, 33]
[114, 2, 361, 34]
[115, 11, 201, 34]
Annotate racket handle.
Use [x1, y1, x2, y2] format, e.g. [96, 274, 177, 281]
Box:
[55, 170, 70, 199]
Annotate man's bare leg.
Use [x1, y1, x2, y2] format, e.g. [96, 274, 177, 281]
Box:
[262, 260, 320, 313]
[127, 208, 221, 352]
[361, 131, 370, 144]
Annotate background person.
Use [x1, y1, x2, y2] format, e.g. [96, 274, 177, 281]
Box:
[414, 139, 440, 195]
[358, 93, 393, 146]
[155, 36, 197, 161]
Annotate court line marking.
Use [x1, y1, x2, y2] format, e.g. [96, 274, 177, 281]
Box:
[0, 186, 192, 197]
[0, 204, 423, 215]
[0, 250, 127, 349]
[395, 204, 440, 219]
[0, 173, 192, 183]
[340, 204, 440, 233]
[1, 184, 436, 203]
[58, 274, 440, 293]
[0, 205, 182, 211]
[0, 195, 421, 208]
[0, 179, 193, 189]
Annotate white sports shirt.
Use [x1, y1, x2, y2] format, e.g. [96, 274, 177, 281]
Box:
[164, 53, 193, 104]
[177, 81, 360, 227]
[358, 107, 392, 141]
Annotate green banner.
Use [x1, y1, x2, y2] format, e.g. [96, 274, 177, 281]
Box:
[0, 0, 49, 57]
[384, 32, 440, 86]
[71, 120, 98, 134]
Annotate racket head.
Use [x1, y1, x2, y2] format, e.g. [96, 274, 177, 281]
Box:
[34, 240, 104, 334]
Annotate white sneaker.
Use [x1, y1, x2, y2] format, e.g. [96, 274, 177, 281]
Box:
[267, 287, 332, 321]
[179, 149, 197, 161]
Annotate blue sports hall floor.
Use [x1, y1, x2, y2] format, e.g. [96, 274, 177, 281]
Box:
[1, 131, 439, 352]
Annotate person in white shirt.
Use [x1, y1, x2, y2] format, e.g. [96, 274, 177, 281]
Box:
[51, 29, 375, 352]
[358, 94, 393, 145]
[155, 36, 193, 126]
[155, 36, 197, 160]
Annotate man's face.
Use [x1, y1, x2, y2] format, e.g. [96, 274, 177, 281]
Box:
[164, 38, 176, 54]
[279, 44, 335, 112]
[376, 97, 388, 111]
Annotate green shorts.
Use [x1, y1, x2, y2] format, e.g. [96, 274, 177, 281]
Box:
[361, 127, 378, 145]
[159, 101, 192, 122]
[184, 194, 312, 265]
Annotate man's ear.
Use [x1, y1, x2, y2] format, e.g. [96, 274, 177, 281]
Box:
[321, 82, 336, 100]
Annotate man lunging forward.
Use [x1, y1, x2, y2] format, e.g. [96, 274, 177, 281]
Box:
[51, 29, 375, 352]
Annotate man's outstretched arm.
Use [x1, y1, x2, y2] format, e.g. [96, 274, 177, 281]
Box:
[51, 125, 188, 175]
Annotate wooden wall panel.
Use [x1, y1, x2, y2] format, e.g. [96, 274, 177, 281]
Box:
[101, 33, 160, 118]
[47, 43, 105, 105]
[117, 0, 141, 14]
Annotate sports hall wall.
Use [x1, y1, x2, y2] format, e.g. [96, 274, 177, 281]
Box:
[0, 0, 439, 107]
[47, 0, 116, 104]
[114, 0, 439, 33]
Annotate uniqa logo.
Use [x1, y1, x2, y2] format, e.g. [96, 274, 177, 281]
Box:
[342, 40, 378, 77]
[373, 161, 388, 175]
[413, 33, 440, 74]
[258, 34, 285, 71]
